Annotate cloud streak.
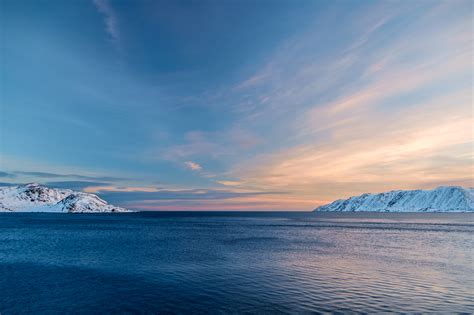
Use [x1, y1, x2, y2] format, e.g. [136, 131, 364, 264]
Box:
[95, 188, 289, 210]
[46, 181, 110, 191]
[93, 0, 120, 42]
[15, 171, 126, 182]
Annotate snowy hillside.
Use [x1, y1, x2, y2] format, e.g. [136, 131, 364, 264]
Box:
[315, 186, 474, 212]
[0, 183, 131, 213]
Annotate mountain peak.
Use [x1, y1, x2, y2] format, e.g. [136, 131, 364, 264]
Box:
[57, 192, 128, 213]
[0, 184, 131, 213]
[315, 186, 473, 212]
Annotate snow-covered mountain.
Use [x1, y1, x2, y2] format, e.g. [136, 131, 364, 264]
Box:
[315, 186, 474, 212]
[0, 183, 131, 213]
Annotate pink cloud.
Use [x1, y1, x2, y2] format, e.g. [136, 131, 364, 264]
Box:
[184, 161, 202, 171]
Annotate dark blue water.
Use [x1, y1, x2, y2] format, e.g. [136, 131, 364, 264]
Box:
[0, 212, 473, 314]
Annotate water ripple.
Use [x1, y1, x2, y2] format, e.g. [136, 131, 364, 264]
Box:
[0, 212, 472, 313]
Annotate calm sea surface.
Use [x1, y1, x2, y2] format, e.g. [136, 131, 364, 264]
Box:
[0, 212, 473, 314]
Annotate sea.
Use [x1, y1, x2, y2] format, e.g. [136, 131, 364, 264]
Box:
[0, 212, 473, 314]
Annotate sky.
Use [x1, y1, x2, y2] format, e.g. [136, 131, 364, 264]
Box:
[0, 0, 472, 211]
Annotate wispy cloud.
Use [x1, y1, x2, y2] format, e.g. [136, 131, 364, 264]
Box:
[158, 132, 223, 160]
[217, 180, 241, 186]
[96, 188, 288, 210]
[15, 171, 127, 182]
[93, 0, 120, 43]
[150, 129, 262, 164]
[99, 188, 277, 202]
[229, 89, 473, 203]
[46, 181, 109, 191]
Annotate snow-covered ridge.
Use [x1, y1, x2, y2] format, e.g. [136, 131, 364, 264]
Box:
[0, 183, 131, 213]
[315, 186, 474, 212]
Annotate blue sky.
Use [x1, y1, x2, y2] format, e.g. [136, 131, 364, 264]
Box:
[1, 0, 472, 210]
